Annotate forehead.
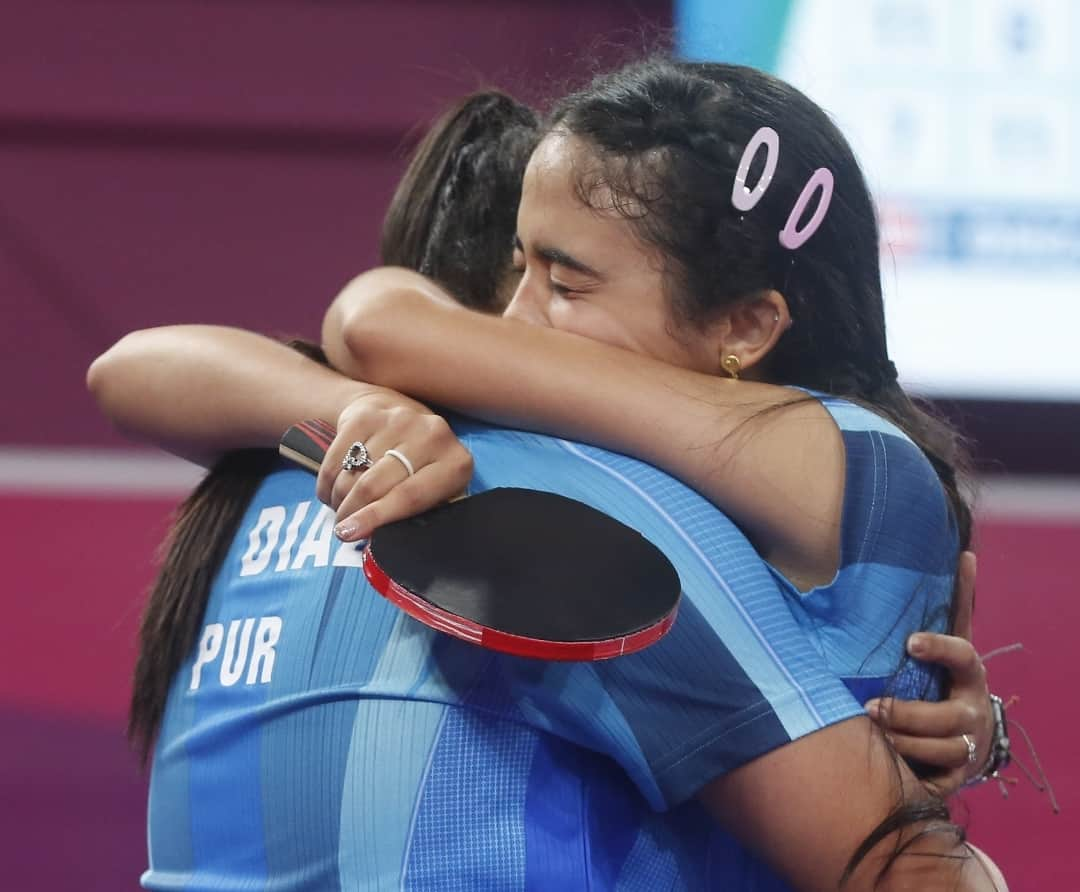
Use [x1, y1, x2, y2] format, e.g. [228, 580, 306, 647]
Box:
[523, 131, 660, 214]
[521, 131, 586, 206]
[519, 132, 654, 264]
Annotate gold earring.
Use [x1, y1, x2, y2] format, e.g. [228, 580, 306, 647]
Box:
[722, 354, 741, 380]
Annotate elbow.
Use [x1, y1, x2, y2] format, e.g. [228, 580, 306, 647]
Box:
[86, 331, 153, 431]
[87, 336, 129, 414]
[324, 290, 378, 379]
[967, 846, 1008, 892]
[85, 352, 107, 402]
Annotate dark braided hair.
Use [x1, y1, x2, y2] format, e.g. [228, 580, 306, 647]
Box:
[381, 91, 539, 312]
[550, 57, 974, 884]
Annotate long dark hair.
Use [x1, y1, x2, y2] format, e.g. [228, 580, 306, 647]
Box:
[129, 93, 540, 763]
[128, 448, 281, 758]
[550, 57, 973, 884]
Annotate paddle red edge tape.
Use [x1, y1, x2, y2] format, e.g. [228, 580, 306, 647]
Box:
[362, 546, 678, 661]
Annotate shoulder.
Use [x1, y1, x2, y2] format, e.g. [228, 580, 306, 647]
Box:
[248, 464, 318, 505]
[455, 422, 702, 516]
[813, 393, 911, 442]
[453, 421, 752, 579]
[813, 394, 957, 573]
[798, 390, 940, 496]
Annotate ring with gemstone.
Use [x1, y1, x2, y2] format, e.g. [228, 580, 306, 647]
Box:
[341, 441, 373, 472]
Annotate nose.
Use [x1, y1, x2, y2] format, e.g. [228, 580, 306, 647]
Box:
[501, 274, 551, 327]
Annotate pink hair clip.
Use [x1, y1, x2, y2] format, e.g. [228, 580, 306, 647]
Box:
[731, 125, 834, 250]
[731, 126, 779, 212]
[779, 168, 834, 250]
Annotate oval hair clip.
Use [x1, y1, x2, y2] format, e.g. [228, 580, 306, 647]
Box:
[731, 126, 780, 213]
[778, 167, 834, 250]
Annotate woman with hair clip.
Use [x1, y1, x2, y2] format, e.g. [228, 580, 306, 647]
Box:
[316, 61, 1010, 889]
[92, 78, 1006, 890]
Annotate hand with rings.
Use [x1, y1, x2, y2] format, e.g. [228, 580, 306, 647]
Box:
[864, 551, 995, 796]
[315, 387, 473, 542]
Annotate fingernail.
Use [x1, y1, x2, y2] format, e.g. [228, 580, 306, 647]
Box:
[335, 521, 358, 540]
[865, 699, 880, 719]
[907, 633, 927, 656]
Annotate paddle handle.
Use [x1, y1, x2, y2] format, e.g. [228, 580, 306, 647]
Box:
[279, 420, 335, 473]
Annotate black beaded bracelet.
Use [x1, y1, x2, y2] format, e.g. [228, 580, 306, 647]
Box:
[970, 693, 1011, 783]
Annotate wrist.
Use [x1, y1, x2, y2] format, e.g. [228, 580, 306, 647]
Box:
[336, 384, 431, 427]
[332, 383, 383, 423]
[965, 694, 1011, 786]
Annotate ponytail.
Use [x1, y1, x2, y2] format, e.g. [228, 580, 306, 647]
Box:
[129, 449, 279, 763]
[380, 90, 538, 312]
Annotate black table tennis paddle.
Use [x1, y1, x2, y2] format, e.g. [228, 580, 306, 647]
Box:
[279, 420, 680, 660]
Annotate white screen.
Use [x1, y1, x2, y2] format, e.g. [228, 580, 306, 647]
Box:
[683, 0, 1080, 401]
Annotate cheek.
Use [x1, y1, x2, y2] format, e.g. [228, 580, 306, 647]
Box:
[651, 333, 700, 370]
[547, 300, 638, 352]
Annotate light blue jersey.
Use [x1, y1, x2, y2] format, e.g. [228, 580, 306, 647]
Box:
[145, 401, 956, 890]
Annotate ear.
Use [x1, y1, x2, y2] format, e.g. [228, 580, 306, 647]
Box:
[716, 290, 791, 378]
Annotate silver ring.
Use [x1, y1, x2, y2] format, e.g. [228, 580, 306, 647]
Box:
[962, 733, 978, 765]
[341, 441, 373, 472]
[383, 448, 415, 477]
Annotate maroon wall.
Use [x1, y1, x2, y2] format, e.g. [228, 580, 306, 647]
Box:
[0, 0, 671, 447]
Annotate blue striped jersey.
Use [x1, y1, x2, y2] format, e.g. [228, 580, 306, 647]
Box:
[143, 398, 957, 890]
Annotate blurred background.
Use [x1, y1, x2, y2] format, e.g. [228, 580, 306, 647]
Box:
[1, 0, 1075, 887]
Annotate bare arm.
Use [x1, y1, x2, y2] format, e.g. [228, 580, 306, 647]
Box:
[323, 268, 845, 589]
[87, 325, 472, 538]
[700, 716, 1006, 892]
[88, 326, 375, 467]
